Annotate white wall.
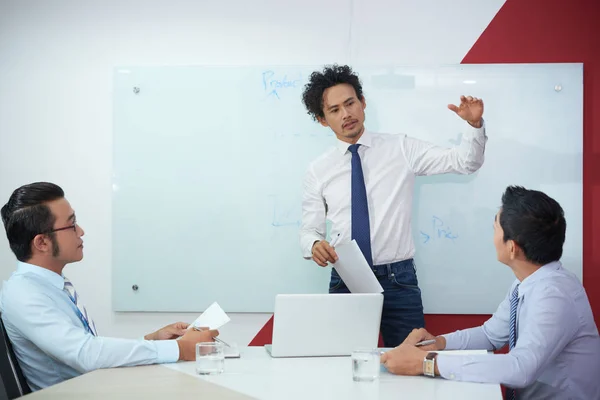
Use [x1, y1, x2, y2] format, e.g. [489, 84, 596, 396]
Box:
[0, 0, 504, 345]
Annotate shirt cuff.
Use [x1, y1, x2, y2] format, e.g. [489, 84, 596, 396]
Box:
[436, 354, 463, 381]
[463, 118, 486, 139]
[301, 235, 322, 258]
[441, 332, 461, 350]
[153, 340, 180, 364]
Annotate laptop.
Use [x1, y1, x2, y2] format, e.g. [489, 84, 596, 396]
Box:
[265, 293, 383, 357]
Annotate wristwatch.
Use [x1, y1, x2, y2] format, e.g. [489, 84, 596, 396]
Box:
[423, 352, 438, 377]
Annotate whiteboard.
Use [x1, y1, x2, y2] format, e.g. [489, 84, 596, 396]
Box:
[112, 63, 583, 313]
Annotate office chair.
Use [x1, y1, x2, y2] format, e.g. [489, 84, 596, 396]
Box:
[0, 315, 30, 399]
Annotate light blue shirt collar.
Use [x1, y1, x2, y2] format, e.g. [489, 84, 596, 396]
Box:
[336, 129, 373, 154]
[16, 261, 65, 291]
[516, 260, 562, 298]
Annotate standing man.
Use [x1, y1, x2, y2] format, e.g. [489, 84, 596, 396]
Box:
[299, 64, 487, 347]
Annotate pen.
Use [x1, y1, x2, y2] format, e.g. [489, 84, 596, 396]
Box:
[192, 327, 231, 347]
[329, 233, 341, 247]
[213, 336, 231, 347]
[415, 339, 436, 347]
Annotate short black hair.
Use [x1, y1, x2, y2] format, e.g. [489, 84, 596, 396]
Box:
[1, 182, 65, 262]
[302, 64, 364, 121]
[499, 185, 566, 265]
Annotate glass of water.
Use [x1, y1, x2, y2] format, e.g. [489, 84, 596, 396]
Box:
[196, 342, 225, 375]
[351, 348, 380, 382]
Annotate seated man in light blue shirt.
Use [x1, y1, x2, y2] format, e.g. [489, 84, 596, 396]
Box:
[0, 182, 219, 391]
[381, 185, 600, 400]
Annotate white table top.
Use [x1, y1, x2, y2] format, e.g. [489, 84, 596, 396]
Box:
[22, 363, 254, 400]
[164, 347, 502, 400]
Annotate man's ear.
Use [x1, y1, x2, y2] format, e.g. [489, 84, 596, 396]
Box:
[32, 234, 51, 255]
[507, 239, 520, 261]
[317, 116, 329, 128]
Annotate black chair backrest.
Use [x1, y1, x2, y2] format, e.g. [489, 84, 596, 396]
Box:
[0, 315, 30, 399]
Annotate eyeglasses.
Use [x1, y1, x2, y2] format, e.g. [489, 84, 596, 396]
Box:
[44, 221, 78, 234]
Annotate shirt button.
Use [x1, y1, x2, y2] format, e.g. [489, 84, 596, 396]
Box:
[449, 373, 456, 380]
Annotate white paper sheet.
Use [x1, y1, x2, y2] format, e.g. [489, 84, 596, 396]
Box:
[332, 240, 384, 293]
[188, 301, 231, 330]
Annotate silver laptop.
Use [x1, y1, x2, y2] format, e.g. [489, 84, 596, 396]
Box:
[265, 293, 383, 357]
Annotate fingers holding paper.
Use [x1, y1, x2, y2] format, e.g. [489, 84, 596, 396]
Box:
[177, 328, 220, 361]
[191, 327, 220, 341]
[311, 240, 339, 267]
[144, 321, 190, 341]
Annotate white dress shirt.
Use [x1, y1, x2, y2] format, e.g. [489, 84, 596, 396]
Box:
[300, 124, 487, 264]
[438, 261, 600, 400]
[0, 262, 179, 391]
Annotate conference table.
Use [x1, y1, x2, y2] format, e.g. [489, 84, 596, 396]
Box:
[23, 347, 502, 399]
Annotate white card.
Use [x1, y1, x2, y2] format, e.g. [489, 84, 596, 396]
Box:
[188, 301, 231, 330]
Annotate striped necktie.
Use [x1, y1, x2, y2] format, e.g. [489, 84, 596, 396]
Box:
[506, 284, 520, 400]
[64, 277, 97, 336]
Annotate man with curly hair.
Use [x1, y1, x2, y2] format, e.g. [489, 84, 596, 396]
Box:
[299, 64, 487, 347]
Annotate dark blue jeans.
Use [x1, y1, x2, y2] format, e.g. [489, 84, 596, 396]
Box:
[329, 259, 425, 348]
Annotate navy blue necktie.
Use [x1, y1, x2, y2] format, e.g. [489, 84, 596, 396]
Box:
[348, 144, 373, 266]
[506, 284, 520, 400]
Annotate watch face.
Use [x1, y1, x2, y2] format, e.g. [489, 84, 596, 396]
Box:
[424, 353, 437, 377]
[424, 359, 435, 376]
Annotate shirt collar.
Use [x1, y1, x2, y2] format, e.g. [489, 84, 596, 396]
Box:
[515, 260, 562, 298]
[335, 129, 373, 155]
[16, 261, 65, 290]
